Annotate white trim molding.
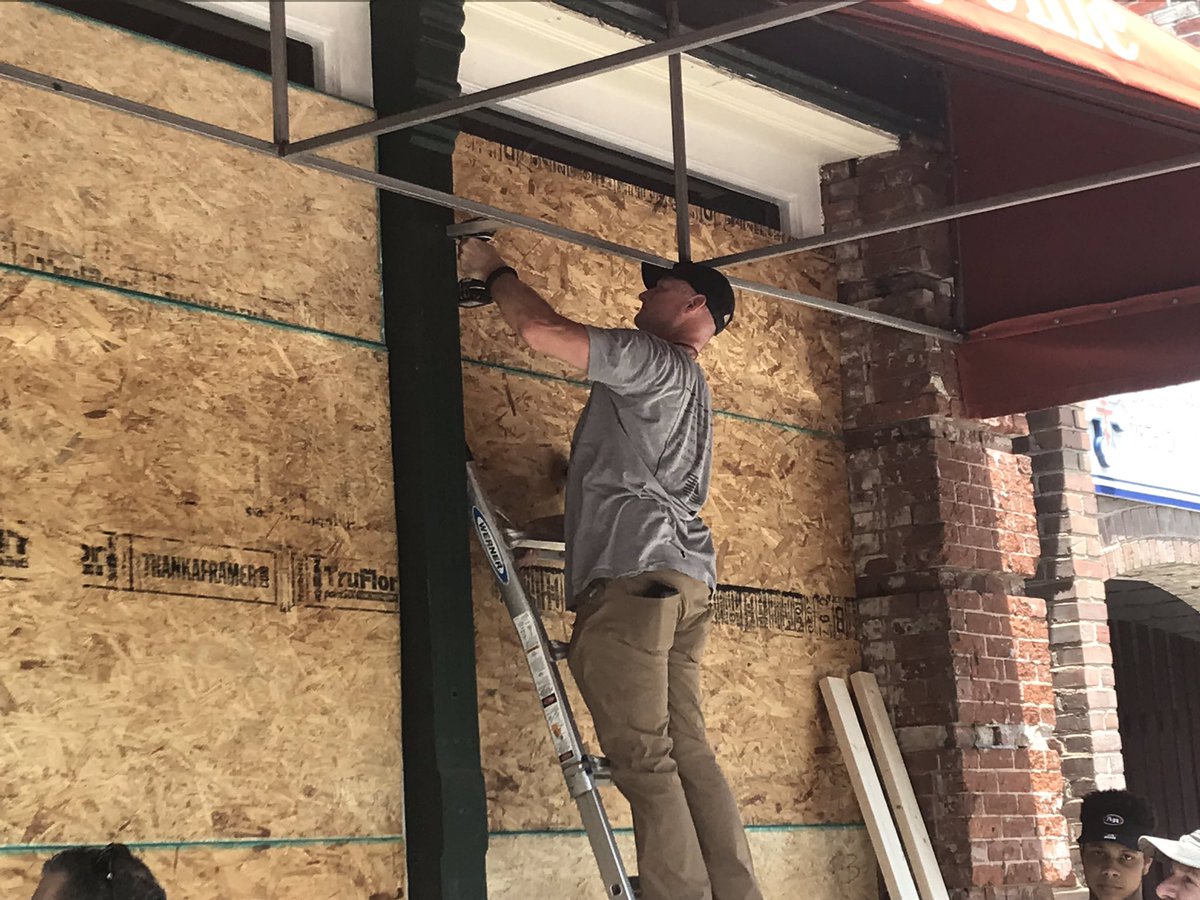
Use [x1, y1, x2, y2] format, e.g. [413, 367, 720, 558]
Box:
[461, 1, 898, 236]
[191, 0, 900, 235]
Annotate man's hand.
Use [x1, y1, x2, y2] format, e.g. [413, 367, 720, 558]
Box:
[458, 237, 506, 281]
[456, 237, 590, 373]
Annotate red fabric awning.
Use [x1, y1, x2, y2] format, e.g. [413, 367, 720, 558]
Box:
[886, 0, 1200, 110]
[839, 0, 1200, 417]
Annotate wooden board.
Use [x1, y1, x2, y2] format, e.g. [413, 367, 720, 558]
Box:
[820, 677, 919, 900]
[0, 842, 404, 900]
[453, 133, 843, 435]
[486, 827, 878, 900]
[851, 671, 949, 900]
[0, 3, 382, 341]
[0, 273, 401, 872]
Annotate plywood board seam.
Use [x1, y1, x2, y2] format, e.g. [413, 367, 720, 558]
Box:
[21, 0, 375, 112]
[0, 834, 405, 855]
[0, 260, 386, 352]
[461, 356, 842, 441]
[489, 823, 867, 838]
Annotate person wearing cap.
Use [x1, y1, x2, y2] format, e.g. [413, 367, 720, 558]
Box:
[31, 844, 166, 900]
[1078, 790, 1157, 900]
[1141, 829, 1200, 899]
[458, 238, 758, 900]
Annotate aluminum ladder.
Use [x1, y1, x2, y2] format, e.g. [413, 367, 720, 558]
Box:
[466, 456, 639, 899]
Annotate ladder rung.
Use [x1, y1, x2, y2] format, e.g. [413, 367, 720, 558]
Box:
[506, 535, 566, 553]
[585, 753, 613, 786]
[548, 639, 569, 661]
[606, 875, 640, 898]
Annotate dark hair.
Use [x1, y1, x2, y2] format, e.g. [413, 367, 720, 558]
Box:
[1081, 789, 1157, 834]
[41, 845, 166, 900]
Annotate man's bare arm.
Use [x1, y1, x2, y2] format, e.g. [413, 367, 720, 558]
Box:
[459, 238, 589, 373]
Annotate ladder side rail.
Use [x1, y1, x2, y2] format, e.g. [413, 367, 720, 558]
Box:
[465, 462, 589, 769]
[465, 461, 638, 898]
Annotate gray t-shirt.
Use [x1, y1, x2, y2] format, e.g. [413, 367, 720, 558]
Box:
[563, 326, 717, 606]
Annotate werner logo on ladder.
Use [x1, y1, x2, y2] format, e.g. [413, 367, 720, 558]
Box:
[458, 225, 761, 900]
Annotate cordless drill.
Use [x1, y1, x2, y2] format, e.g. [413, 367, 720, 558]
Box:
[457, 229, 497, 308]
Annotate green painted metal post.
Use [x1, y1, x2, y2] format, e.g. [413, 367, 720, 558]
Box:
[369, 2, 489, 897]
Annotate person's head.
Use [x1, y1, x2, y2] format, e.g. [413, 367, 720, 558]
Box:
[1079, 790, 1156, 900]
[637, 261, 735, 353]
[32, 845, 165, 900]
[1141, 829, 1200, 899]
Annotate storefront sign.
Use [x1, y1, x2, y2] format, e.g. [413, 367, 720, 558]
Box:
[918, 0, 1139, 60]
[896, 0, 1200, 109]
[1085, 381, 1200, 511]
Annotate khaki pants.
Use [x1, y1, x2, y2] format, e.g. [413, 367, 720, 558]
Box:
[567, 570, 763, 900]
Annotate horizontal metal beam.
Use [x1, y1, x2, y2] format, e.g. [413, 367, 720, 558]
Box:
[297, 156, 671, 267]
[0, 62, 275, 154]
[0, 60, 957, 342]
[439, 224, 958, 342]
[725, 274, 957, 341]
[705, 147, 1200, 269]
[283, 0, 863, 157]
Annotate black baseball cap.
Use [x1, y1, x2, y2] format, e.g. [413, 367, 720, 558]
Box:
[641, 260, 736, 335]
[1079, 790, 1156, 852]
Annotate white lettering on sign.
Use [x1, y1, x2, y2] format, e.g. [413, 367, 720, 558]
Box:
[1088, 0, 1139, 61]
[918, 0, 1140, 62]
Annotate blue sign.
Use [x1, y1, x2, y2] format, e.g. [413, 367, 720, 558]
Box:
[1086, 382, 1200, 512]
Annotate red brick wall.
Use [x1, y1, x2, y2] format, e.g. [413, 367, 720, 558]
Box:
[824, 138, 1074, 897]
[1123, 0, 1169, 13]
[1023, 406, 1125, 808]
[848, 422, 1039, 597]
[1120, 0, 1200, 45]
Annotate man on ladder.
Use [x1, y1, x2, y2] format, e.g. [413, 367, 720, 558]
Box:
[459, 238, 763, 900]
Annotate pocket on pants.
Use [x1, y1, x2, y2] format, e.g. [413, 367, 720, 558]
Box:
[580, 579, 680, 656]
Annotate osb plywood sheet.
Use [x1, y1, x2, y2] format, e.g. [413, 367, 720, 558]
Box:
[474, 575, 863, 832]
[709, 418, 852, 598]
[462, 363, 853, 594]
[453, 133, 842, 434]
[464, 365, 860, 831]
[0, 842, 405, 900]
[0, 272, 402, 842]
[0, 3, 381, 341]
[487, 827, 877, 900]
[0, 272, 396, 568]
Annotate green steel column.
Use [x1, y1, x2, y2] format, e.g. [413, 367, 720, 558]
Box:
[369, 2, 488, 898]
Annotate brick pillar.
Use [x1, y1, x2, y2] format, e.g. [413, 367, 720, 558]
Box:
[825, 139, 1074, 898]
[1022, 407, 1125, 842]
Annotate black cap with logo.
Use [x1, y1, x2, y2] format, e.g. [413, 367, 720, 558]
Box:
[1079, 790, 1156, 852]
[641, 260, 736, 335]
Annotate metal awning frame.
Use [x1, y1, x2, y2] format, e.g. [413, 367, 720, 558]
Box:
[6, 0, 1200, 344]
